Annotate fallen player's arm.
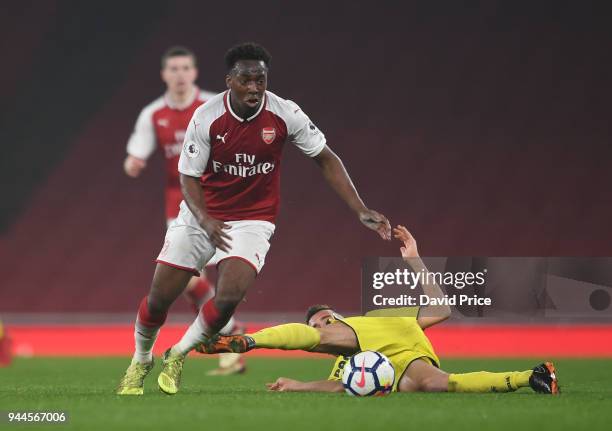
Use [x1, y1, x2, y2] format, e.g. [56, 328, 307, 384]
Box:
[393, 225, 452, 329]
[412, 258, 452, 329]
[266, 377, 344, 393]
[313, 146, 391, 240]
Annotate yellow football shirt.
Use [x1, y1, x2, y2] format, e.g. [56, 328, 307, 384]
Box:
[327, 314, 439, 391]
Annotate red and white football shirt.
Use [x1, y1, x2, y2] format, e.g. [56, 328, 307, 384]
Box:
[178, 90, 326, 223]
[126, 87, 217, 219]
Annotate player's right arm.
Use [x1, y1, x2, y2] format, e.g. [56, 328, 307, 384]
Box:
[265, 355, 346, 392]
[393, 225, 452, 329]
[266, 377, 344, 393]
[125, 106, 157, 177]
[180, 174, 231, 251]
[178, 114, 231, 251]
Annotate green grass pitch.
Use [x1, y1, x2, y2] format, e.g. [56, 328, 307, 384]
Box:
[1, 357, 610, 430]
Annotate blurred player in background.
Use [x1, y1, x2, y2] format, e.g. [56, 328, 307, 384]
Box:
[117, 42, 391, 395]
[0, 317, 12, 366]
[123, 46, 245, 377]
[201, 226, 560, 395]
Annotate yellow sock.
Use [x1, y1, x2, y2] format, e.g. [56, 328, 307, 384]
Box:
[448, 370, 532, 393]
[248, 323, 321, 351]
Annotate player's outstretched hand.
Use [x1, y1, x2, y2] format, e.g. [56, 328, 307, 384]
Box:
[359, 209, 392, 240]
[393, 225, 419, 259]
[266, 377, 303, 392]
[123, 155, 146, 178]
[199, 217, 232, 252]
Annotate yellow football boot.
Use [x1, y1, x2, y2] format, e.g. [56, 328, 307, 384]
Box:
[116, 359, 154, 395]
[157, 348, 186, 395]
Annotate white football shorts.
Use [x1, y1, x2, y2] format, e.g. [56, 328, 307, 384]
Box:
[157, 202, 275, 275]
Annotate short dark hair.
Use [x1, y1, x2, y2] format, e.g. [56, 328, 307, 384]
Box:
[161, 46, 197, 69]
[224, 42, 271, 71]
[305, 304, 333, 323]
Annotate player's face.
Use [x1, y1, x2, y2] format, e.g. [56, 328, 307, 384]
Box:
[226, 60, 267, 113]
[308, 309, 336, 328]
[161, 56, 198, 95]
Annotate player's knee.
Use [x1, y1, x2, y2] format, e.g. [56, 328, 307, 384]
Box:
[312, 326, 351, 354]
[418, 375, 448, 392]
[397, 376, 419, 392]
[317, 327, 332, 347]
[214, 285, 245, 308]
[150, 263, 193, 304]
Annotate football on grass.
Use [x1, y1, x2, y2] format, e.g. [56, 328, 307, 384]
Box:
[342, 350, 395, 396]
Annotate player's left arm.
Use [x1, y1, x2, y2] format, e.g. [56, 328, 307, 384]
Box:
[286, 100, 391, 240]
[393, 225, 452, 329]
[313, 146, 391, 240]
[266, 377, 344, 393]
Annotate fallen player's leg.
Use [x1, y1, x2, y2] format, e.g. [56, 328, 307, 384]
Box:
[200, 321, 359, 355]
[201, 323, 320, 353]
[399, 357, 559, 394]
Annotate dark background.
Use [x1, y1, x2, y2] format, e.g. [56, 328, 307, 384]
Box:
[1, 0, 610, 313]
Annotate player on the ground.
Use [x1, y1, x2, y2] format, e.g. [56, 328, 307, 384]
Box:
[116, 42, 392, 395]
[121, 46, 244, 382]
[200, 225, 560, 395]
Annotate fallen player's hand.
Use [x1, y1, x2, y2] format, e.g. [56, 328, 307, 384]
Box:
[266, 377, 303, 392]
[393, 225, 419, 258]
[199, 216, 232, 252]
[359, 209, 392, 240]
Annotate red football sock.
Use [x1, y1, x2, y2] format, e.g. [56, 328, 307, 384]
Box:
[136, 296, 167, 328]
[202, 298, 227, 334]
[185, 278, 214, 312]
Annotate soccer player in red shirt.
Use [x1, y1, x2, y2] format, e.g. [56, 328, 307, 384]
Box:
[117, 43, 391, 395]
[123, 46, 245, 377]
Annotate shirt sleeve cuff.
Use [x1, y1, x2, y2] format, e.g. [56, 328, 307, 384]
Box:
[306, 140, 326, 158]
[178, 167, 203, 178]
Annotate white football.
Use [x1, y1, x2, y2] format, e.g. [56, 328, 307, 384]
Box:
[341, 350, 395, 396]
